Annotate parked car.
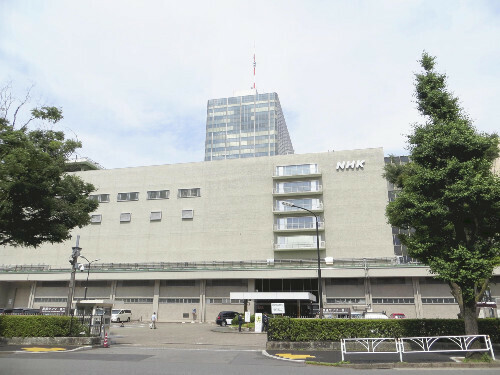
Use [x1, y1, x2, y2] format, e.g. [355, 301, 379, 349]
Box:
[363, 312, 389, 319]
[111, 309, 132, 322]
[215, 311, 238, 326]
[390, 313, 406, 319]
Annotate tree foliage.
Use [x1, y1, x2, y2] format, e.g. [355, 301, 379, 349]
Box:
[384, 53, 500, 334]
[0, 86, 98, 247]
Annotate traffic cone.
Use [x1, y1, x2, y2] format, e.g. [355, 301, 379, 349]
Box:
[103, 332, 110, 348]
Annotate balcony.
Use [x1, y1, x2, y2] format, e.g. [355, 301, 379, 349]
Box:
[273, 203, 324, 215]
[274, 221, 325, 232]
[273, 241, 326, 251]
[272, 185, 323, 196]
[273, 164, 321, 180]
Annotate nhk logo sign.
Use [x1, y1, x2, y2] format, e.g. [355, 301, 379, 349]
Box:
[336, 160, 365, 170]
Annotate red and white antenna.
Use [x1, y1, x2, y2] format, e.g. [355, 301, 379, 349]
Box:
[253, 43, 256, 90]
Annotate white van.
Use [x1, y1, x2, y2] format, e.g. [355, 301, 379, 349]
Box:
[111, 309, 132, 322]
[363, 312, 389, 319]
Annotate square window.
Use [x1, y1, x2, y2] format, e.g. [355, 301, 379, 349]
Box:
[120, 213, 131, 222]
[182, 210, 194, 219]
[150, 211, 162, 221]
[90, 214, 102, 223]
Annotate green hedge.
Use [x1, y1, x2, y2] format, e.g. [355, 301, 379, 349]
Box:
[0, 315, 86, 338]
[267, 318, 500, 343]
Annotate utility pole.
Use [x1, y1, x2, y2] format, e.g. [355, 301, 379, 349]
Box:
[66, 235, 81, 315]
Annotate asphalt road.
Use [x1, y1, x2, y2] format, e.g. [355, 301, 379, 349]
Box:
[0, 321, 498, 374]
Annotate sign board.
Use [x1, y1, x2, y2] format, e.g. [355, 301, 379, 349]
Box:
[271, 303, 285, 314]
[41, 306, 66, 315]
[254, 313, 263, 333]
[244, 311, 251, 323]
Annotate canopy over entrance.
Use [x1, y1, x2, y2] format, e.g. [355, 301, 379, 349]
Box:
[230, 292, 316, 301]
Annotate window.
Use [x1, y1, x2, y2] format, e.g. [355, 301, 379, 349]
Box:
[206, 279, 247, 287]
[326, 278, 364, 286]
[159, 298, 200, 304]
[161, 280, 196, 286]
[422, 298, 456, 304]
[90, 214, 102, 223]
[178, 188, 201, 198]
[206, 298, 245, 304]
[120, 213, 131, 222]
[182, 209, 194, 219]
[326, 298, 366, 304]
[275, 164, 318, 176]
[89, 194, 110, 203]
[120, 280, 154, 287]
[117, 192, 139, 201]
[147, 190, 169, 200]
[37, 281, 67, 287]
[372, 298, 415, 304]
[115, 298, 153, 304]
[150, 211, 162, 221]
[34, 297, 67, 302]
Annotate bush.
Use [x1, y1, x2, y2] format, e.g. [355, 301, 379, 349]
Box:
[267, 318, 500, 343]
[0, 315, 86, 338]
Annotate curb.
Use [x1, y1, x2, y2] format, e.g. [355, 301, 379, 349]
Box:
[262, 350, 305, 363]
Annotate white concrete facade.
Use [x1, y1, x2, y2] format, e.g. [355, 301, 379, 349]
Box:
[1, 148, 498, 321]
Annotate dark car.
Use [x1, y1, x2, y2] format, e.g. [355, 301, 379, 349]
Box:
[215, 311, 238, 326]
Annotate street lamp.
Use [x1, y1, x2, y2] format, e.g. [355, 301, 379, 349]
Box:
[79, 256, 100, 300]
[282, 201, 324, 318]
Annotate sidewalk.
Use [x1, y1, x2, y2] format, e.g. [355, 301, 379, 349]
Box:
[108, 321, 267, 350]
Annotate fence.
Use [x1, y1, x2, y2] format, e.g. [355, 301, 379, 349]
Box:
[341, 335, 495, 362]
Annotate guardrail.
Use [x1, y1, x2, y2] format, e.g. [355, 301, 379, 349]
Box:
[0, 257, 423, 274]
[398, 334, 495, 362]
[341, 335, 495, 362]
[341, 337, 398, 361]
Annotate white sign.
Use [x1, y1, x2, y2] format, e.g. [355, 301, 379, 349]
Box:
[244, 311, 251, 323]
[254, 313, 263, 333]
[336, 160, 365, 170]
[271, 303, 285, 314]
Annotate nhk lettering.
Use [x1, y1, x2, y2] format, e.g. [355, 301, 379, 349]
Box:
[336, 160, 365, 170]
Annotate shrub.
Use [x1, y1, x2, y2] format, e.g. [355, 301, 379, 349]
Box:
[267, 318, 500, 343]
[0, 315, 86, 338]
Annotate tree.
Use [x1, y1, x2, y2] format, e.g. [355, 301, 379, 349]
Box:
[0, 86, 98, 247]
[384, 53, 500, 336]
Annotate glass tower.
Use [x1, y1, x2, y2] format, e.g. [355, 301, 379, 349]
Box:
[204, 90, 294, 161]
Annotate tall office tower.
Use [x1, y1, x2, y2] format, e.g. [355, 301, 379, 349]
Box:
[204, 89, 294, 161]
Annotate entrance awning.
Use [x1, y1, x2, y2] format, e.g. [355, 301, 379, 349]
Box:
[230, 292, 316, 301]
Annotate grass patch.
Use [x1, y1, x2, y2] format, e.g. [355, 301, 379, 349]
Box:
[306, 361, 351, 366]
[462, 353, 493, 363]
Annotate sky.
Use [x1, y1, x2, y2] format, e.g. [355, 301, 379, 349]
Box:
[1, 0, 499, 169]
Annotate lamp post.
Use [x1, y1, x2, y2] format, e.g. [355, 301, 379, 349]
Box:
[282, 201, 324, 318]
[66, 235, 81, 316]
[79, 256, 100, 300]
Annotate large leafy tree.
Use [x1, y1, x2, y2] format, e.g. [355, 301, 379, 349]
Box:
[385, 53, 500, 335]
[0, 86, 98, 247]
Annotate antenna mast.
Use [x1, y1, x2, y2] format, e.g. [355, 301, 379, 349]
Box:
[253, 43, 256, 90]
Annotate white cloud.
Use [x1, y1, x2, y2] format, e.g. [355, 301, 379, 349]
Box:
[1, 0, 499, 168]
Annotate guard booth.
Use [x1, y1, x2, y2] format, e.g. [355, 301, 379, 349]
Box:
[323, 307, 351, 319]
[75, 299, 113, 337]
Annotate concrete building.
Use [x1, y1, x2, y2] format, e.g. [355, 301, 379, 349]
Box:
[0, 148, 498, 322]
[204, 90, 294, 161]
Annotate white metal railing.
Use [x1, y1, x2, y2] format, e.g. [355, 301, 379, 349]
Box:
[341, 335, 495, 362]
[273, 203, 324, 212]
[398, 334, 495, 362]
[273, 185, 323, 194]
[274, 241, 326, 250]
[341, 337, 398, 361]
[274, 222, 325, 231]
[273, 166, 320, 177]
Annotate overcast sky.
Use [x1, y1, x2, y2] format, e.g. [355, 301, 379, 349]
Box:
[1, 1, 499, 169]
